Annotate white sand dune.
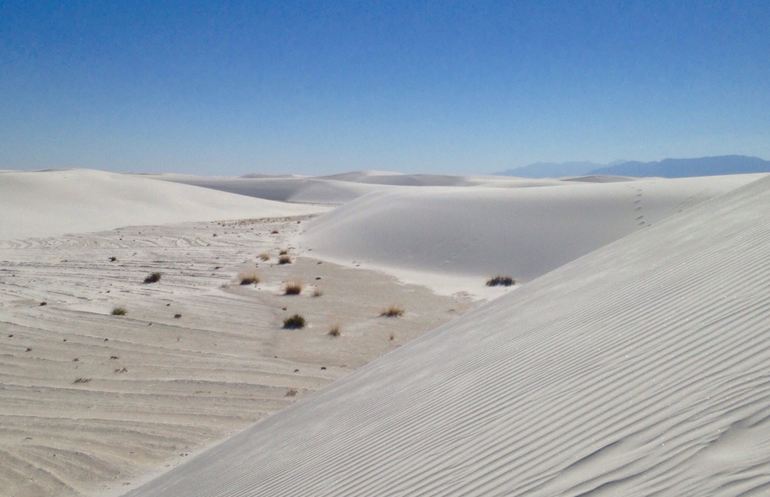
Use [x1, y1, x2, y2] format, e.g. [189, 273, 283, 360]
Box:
[159, 172, 569, 206]
[0, 169, 324, 240]
[301, 175, 762, 292]
[155, 175, 389, 205]
[319, 171, 477, 186]
[124, 174, 770, 497]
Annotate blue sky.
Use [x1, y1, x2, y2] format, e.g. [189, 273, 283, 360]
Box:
[1, 1, 769, 175]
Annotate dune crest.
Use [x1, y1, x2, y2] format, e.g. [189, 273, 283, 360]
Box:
[301, 174, 760, 292]
[0, 169, 324, 240]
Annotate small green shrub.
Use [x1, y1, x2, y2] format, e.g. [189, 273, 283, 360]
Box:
[284, 281, 303, 295]
[486, 275, 515, 287]
[283, 314, 306, 329]
[111, 307, 127, 316]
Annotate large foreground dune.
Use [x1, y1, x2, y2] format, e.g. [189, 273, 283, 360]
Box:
[126, 175, 770, 496]
[0, 169, 324, 240]
[301, 174, 760, 290]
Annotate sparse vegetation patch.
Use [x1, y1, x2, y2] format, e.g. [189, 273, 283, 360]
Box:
[278, 255, 292, 265]
[380, 305, 404, 318]
[284, 281, 303, 295]
[328, 324, 341, 337]
[283, 314, 306, 329]
[239, 272, 260, 285]
[111, 307, 127, 316]
[143, 272, 162, 284]
[486, 275, 515, 287]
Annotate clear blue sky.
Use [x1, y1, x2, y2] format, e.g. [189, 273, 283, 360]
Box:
[1, 1, 769, 175]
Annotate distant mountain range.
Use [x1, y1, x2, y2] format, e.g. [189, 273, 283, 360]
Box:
[498, 155, 770, 178]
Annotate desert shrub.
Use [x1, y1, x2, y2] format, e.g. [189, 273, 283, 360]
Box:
[111, 307, 127, 316]
[380, 305, 404, 318]
[174, 313, 182, 319]
[278, 255, 292, 265]
[279, 249, 289, 255]
[284, 281, 303, 295]
[259, 252, 270, 261]
[283, 314, 306, 329]
[239, 272, 260, 285]
[108, 256, 117, 262]
[143, 272, 162, 284]
[328, 324, 341, 337]
[285, 388, 298, 397]
[486, 275, 515, 287]
[73, 377, 91, 384]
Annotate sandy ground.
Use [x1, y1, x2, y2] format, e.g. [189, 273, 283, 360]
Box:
[0, 215, 475, 497]
[123, 173, 770, 497]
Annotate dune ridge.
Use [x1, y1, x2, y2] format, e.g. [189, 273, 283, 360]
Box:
[125, 174, 770, 497]
[301, 174, 761, 290]
[0, 169, 324, 240]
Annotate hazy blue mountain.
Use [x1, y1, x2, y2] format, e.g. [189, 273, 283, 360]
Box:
[496, 161, 602, 178]
[589, 155, 770, 178]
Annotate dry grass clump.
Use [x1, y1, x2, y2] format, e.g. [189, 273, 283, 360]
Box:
[143, 272, 162, 284]
[239, 272, 260, 285]
[258, 252, 271, 261]
[111, 307, 127, 316]
[486, 275, 515, 287]
[279, 249, 289, 255]
[278, 255, 292, 265]
[284, 281, 303, 295]
[73, 377, 92, 384]
[285, 388, 298, 397]
[283, 314, 306, 329]
[328, 324, 341, 337]
[380, 305, 404, 318]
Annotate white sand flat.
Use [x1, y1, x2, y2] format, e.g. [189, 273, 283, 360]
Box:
[124, 174, 770, 497]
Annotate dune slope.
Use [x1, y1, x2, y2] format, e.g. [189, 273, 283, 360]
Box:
[302, 174, 761, 286]
[126, 175, 770, 497]
[155, 175, 386, 204]
[0, 170, 323, 240]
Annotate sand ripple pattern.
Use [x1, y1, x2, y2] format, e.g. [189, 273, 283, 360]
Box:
[0, 217, 465, 497]
[127, 175, 770, 497]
